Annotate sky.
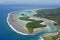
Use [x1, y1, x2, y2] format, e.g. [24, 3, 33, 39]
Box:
[0, 0, 60, 5]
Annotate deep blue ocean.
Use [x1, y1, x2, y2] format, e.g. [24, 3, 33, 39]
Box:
[0, 4, 60, 40]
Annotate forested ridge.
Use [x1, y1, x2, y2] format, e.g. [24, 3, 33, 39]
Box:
[34, 8, 60, 25]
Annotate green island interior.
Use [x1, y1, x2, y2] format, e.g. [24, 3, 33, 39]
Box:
[19, 15, 46, 33]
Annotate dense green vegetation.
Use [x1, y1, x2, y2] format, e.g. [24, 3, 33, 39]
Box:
[45, 36, 53, 40]
[44, 32, 60, 40]
[19, 16, 46, 33]
[26, 21, 46, 33]
[19, 16, 35, 21]
[34, 8, 60, 25]
[21, 14, 25, 16]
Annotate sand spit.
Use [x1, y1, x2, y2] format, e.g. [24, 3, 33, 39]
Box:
[7, 13, 33, 35]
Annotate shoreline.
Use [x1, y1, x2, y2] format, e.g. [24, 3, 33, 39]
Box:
[7, 12, 30, 35]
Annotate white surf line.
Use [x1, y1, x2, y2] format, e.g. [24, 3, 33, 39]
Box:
[7, 12, 30, 35]
[38, 36, 44, 40]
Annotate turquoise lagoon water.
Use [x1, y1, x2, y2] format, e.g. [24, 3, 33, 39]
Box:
[0, 5, 58, 40]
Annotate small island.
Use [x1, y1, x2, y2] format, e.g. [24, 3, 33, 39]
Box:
[7, 8, 59, 40]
